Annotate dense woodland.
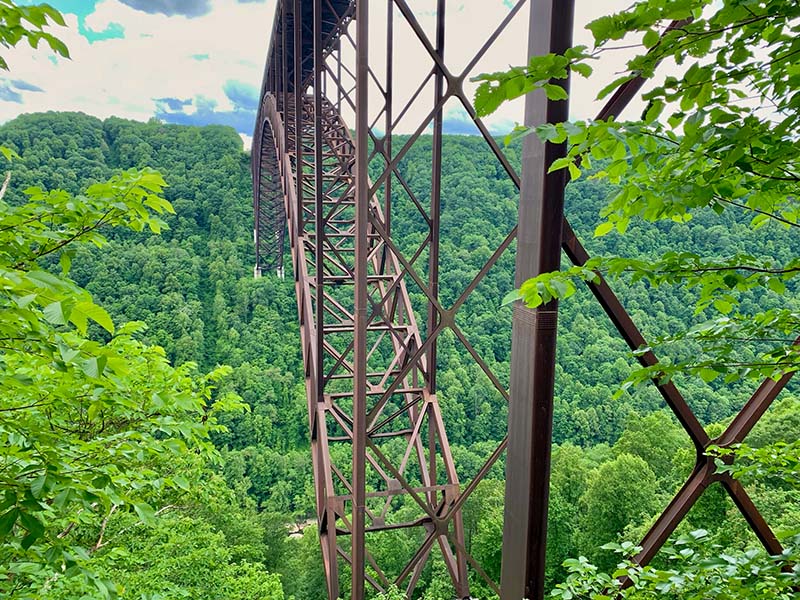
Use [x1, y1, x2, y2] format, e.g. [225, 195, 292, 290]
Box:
[1, 111, 797, 598]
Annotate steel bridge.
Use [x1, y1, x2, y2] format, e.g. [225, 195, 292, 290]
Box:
[252, 1, 789, 598]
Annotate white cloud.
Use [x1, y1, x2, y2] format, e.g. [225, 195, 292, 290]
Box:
[0, 0, 661, 136]
[0, 0, 275, 128]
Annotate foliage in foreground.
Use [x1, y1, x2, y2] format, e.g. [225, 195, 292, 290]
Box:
[479, 0, 800, 386]
[0, 4, 286, 597]
[552, 531, 799, 600]
[0, 166, 259, 597]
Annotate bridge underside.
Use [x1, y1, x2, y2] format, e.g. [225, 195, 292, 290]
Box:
[252, 1, 790, 599]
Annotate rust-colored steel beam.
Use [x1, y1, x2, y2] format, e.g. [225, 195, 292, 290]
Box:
[352, 0, 368, 594]
[252, 2, 787, 600]
[502, 2, 574, 598]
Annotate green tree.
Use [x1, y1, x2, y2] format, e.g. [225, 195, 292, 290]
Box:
[552, 530, 799, 600]
[577, 454, 659, 570]
[613, 411, 689, 487]
[0, 0, 68, 71]
[0, 6, 265, 595]
[0, 163, 251, 598]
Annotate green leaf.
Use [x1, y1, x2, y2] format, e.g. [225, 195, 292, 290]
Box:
[699, 368, 719, 383]
[594, 222, 614, 237]
[143, 194, 174, 214]
[644, 100, 665, 124]
[0, 492, 15, 513]
[116, 321, 147, 336]
[587, 14, 627, 44]
[42, 32, 69, 58]
[41, 5, 67, 27]
[535, 123, 564, 143]
[502, 289, 522, 306]
[72, 301, 115, 334]
[504, 124, 535, 147]
[19, 511, 44, 542]
[543, 83, 569, 101]
[82, 355, 107, 379]
[474, 81, 505, 117]
[58, 251, 72, 274]
[597, 74, 637, 100]
[0, 507, 19, 537]
[20, 532, 38, 550]
[767, 278, 786, 295]
[58, 342, 80, 363]
[15, 293, 37, 308]
[750, 213, 770, 229]
[0, 145, 20, 162]
[27, 268, 68, 290]
[133, 502, 156, 526]
[11, 373, 34, 386]
[549, 278, 571, 298]
[643, 28, 660, 49]
[571, 61, 592, 78]
[713, 299, 733, 314]
[30, 475, 47, 499]
[43, 300, 69, 325]
[87, 402, 101, 422]
[172, 475, 190, 491]
[549, 157, 573, 172]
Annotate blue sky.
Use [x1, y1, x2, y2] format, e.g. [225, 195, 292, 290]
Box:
[4, 0, 276, 146]
[2, 1, 630, 147]
[31, 0, 125, 42]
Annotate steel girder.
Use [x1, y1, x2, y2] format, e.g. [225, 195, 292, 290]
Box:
[252, 1, 789, 599]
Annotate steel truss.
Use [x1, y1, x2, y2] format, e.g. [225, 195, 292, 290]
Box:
[252, 1, 789, 599]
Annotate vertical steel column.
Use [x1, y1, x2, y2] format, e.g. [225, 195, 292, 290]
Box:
[312, 0, 324, 404]
[336, 40, 342, 114]
[294, 0, 304, 230]
[276, 21, 280, 99]
[281, 2, 289, 150]
[266, 46, 272, 95]
[426, 0, 445, 393]
[501, 2, 574, 600]
[275, 18, 280, 100]
[271, 41, 277, 93]
[312, 3, 338, 597]
[352, 0, 369, 598]
[383, 0, 393, 238]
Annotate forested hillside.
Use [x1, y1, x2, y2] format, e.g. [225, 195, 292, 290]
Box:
[2, 112, 797, 598]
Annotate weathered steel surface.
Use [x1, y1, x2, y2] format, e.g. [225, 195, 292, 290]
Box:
[501, 2, 574, 598]
[252, 2, 786, 599]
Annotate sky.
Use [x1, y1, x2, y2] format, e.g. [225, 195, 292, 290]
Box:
[2, 0, 638, 149]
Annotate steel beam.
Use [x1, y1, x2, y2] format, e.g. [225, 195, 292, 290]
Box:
[352, 0, 369, 596]
[502, 2, 574, 599]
